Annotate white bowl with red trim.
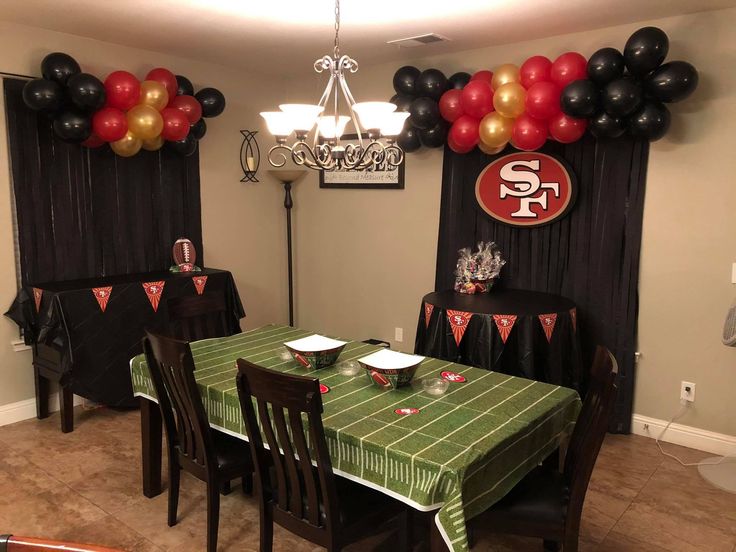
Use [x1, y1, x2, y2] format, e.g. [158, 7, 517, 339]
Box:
[283, 334, 347, 369]
[358, 349, 425, 390]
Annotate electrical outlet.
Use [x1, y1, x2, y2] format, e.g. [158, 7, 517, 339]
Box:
[394, 327, 403, 342]
[680, 381, 696, 402]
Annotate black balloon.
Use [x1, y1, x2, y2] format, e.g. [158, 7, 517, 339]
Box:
[448, 72, 472, 90]
[397, 126, 421, 152]
[587, 47, 625, 85]
[41, 52, 81, 85]
[389, 93, 413, 112]
[194, 87, 226, 117]
[624, 26, 669, 77]
[22, 78, 63, 113]
[419, 121, 448, 148]
[645, 61, 699, 103]
[602, 77, 643, 117]
[52, 110, 91, 143]
[415, 69, 448, 101]
[393, 66, 420, 96]
[176, 75, 194, 96]
[409, 97, 440, 130]
[560, 79, 600, 118]
[589, 111, 626, 138]
[67, 73, 106, 112]
[169, 134, 198, 156]
[627, 101, 671, 141]
[190, 119, 207, 140]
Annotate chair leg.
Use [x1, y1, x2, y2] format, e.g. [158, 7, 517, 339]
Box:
[220, 480, 232, 495]
[259, 504, 273, 552]
[207, 481, 221, 552]
[167, 462, 181, 527]
[242, 473, 253, 495]
[543, 539, 561, 551]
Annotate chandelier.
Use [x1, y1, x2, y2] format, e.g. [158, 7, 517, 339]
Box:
[260, 0, 408, 171]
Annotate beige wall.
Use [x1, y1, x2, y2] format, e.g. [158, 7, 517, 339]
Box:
[285, 9, 736, 436]
[0, 21, 288, 407]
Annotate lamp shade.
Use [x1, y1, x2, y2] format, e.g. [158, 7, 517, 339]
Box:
[317, 115, 351, 139]
[380, 111, 411, 137]
[260, 111, 294, 137]
[352, 101, 396, 130]
[279, 104, 324, 132]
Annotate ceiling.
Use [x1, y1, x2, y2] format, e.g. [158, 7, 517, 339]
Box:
[2, 0, 734, 77]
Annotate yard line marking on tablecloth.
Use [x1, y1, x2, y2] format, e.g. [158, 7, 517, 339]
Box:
[193, 326, 300, 357]
[193, 328, 306, 366]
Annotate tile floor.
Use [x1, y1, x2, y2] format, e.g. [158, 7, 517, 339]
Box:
[0, 406, 734, 551]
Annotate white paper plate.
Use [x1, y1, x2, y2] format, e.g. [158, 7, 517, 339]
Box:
[358, 349, 425, 370]
[284, 334, 347, 352]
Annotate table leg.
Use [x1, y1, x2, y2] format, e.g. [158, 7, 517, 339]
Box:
[430, 516, 449, 552]
[140, 397, 162, 498]
[59, 386, 74, 433]
[33, 365, 49, 419]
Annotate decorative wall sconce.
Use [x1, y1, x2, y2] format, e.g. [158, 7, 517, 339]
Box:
[240, 130, 260, 182]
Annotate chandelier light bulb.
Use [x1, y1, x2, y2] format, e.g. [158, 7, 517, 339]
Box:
[260, 111, 295, 138]
[351, 102, 397, 131]
[279, 104, 324, 133]
[380, 111, 411, 137]
[317, 115, 351, 140]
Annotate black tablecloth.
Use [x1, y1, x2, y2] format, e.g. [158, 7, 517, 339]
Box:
[415, 289, 582, 390]
[5, 268, 245, 407]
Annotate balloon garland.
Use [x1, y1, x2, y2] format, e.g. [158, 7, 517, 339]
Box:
[389, 26, 698, 155]
[22, 52, 226, 157]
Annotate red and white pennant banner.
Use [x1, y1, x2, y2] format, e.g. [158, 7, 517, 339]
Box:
[447, 309, 473, 346]
[32, 287, 43, 313]
[539, 313, 558, 342]
[424, 302, 434, 328]
[192, 275, 208, 295]
[142, 281, 166, 312]
[570, 308, 577, 333]
[92, 287, 112, 312]
[492, 314, 517, 343]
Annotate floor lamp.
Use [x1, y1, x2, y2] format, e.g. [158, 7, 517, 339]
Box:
[269, 170, 306, 327]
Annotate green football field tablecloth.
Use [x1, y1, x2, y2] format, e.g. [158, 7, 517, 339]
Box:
[131, 324, 581, 552]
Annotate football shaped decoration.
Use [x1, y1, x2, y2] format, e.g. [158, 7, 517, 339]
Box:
[170, 237, 201, 272]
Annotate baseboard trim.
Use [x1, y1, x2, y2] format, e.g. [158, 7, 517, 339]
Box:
[0, 394, 84, 427]
[631, 413, 736, 457]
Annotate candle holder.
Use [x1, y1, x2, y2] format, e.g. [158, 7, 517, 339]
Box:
[239, 130, 260, 182]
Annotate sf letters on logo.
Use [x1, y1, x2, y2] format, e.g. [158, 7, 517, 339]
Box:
[499, 159, 560, 219]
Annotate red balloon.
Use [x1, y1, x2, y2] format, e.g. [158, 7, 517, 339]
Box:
[520, 55, 552, 88]
[511, 114, 547, 151]
[447, 134, 474, 154]
[439, 89, 464, 122]
[525, 81, 561, 120]
[550, 52, 588, 88]
[460, 81, 494, 119]
[170, 95, 202, 124]
[104, 71, 140, 111]
[449, 115, 480, 150]
[548, 112, 588, 143]
[81, 133, 104, 148]
[160, 107, 190, 141]
[470, 70, 494, 87]
[146, 68, 178, 102]
[92, 107, 128, 142]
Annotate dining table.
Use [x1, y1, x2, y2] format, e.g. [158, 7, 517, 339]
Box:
[130, 324, 581, 552]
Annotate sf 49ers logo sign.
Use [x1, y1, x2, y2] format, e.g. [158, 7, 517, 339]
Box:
[475, 152, 576, 227]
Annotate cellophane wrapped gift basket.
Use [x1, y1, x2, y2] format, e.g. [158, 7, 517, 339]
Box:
[454, 241, 506, 294]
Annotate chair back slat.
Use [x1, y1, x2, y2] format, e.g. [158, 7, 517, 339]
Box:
[564, 345, 618, 533]
[167, 293, 229, 342]
[143, 331, 215, 470]
[236, 359, 340, 533]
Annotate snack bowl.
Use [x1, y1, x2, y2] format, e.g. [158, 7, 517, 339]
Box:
[358, 349, 425, 390]
[422, 377, 450, 396]
[283, 335, 347, 369]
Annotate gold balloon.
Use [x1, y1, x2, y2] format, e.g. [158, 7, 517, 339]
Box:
[491, 63, 520, 90]
[127, 104, 164, 141]
[110, 131, 142, 157]
[139, 80, 169, 111]
[479, 112, 514, 149]
[142, 135, 165, 151]
[493, 82, 526, 119]
[479, 141, 507, 155]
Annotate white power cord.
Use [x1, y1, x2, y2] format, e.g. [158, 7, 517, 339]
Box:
[655, 400, 735, 467]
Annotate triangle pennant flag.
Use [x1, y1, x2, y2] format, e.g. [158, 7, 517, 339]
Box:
[142, 281, 166, 312]
[492, 314, 518, 343]
[32, 287, 43, 313]
[570, 308, 577, 333]
[424, 302, 434, 328]
[92, 287, 113, 313]
[447, 309, 473, 346]
[539, 313, 558, 342]
[192, 275, 208, 295]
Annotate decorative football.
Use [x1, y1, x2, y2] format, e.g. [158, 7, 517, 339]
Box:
[172, 238, 196, 267]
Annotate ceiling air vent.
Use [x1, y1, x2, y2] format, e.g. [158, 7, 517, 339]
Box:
[387, 33, 449, 48]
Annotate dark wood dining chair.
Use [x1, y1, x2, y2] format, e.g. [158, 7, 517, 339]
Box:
[470, 345, 618, 552]
[166, 293, 231, 342]
[143, 331, 254, 552]
[0, 534, 121, 551]
[235, 359, 412, 552]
